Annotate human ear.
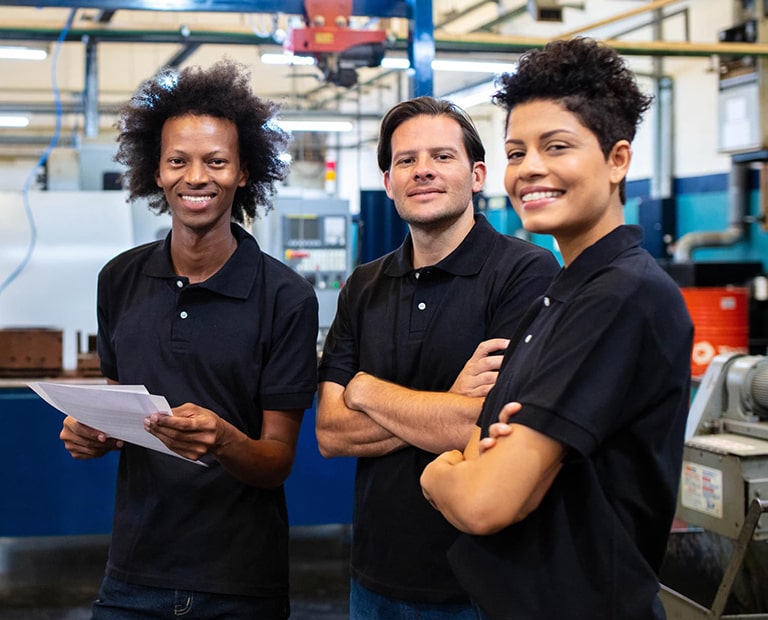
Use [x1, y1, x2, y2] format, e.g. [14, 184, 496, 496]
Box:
[472, 161, 487, 193]
[383, 169, 395, 200]
[608, 140, 631, 183]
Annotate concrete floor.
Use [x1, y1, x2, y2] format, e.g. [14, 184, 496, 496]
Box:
[0, 526, 350, 620]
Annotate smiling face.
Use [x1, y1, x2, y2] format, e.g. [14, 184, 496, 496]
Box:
[383, 114, 486, 231]
[504, 99, 630, 264]
[155, 114, 248, 236]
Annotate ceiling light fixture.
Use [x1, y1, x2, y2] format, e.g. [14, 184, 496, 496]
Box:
[261, 53, 316, 66]
[382, 58, 512, 74]
[261, 53, 512, 74]
[0, 46, 47, 61]
[432, 59, 513, 74]
[0, 115, 30, 128]
[444, 80, 498, 110]
[276, 120, 353, 133]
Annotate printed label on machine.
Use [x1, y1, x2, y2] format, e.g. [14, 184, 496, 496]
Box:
[680, 460, 724, 518]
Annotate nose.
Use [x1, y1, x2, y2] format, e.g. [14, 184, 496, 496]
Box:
[184, 160, 208, 185]
[517, 149, 546, 180]
[413, 154, 435, 181]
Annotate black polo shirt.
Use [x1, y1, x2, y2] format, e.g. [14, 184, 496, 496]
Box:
[449, 225, 693, 619]
[319, 214, 560, 603]
[97, 223, 319, 597]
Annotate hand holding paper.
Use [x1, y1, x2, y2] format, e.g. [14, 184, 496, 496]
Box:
[29, 382, 206, 466]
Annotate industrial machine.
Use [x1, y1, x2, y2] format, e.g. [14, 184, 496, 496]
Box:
[284, 0, 387, 87]
[254, 194, 352, 344]
[661, 353, 768, 619]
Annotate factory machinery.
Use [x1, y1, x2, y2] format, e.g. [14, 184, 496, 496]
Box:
[661, 353, 768, 619]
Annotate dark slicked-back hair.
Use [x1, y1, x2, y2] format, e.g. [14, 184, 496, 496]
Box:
[114, 59, 290, 223]
[493, 37, 653, 204]
[376, 96, 485, 173]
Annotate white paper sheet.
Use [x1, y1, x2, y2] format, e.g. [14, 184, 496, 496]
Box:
[29, 381, 206, 466]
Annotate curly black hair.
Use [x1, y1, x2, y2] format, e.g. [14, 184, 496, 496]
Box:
[493, 37, 653, 203]
[114, 59, 290, 223]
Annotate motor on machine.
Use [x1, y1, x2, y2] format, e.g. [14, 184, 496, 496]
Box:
[680, 353, 768, 540]
[660, 353, 768, 619]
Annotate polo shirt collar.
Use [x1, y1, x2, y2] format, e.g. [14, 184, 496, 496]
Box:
[548, 225, 643, 299]
[143, 223, 261, 300]
[384, 213, 496, 277]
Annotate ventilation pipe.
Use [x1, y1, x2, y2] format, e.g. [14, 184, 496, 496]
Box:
[672, 161, 748, 262]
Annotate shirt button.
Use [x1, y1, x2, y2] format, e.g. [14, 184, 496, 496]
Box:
[180, 311, 188, 319]
[417, 302, 426, 311]
[544, 297, 550, 307]
[176, 280, 184, 288]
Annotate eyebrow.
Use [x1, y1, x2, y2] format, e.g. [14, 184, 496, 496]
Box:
[505, 128, 577, 145]
[164, 148, 231, 157]
[393, 145, 460, 158]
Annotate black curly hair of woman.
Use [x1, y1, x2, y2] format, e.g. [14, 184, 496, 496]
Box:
[114, 58, 290, 223]
[493, 37, 653, 159]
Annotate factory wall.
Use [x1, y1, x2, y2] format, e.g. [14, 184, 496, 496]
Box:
[2, 0, 767, 370]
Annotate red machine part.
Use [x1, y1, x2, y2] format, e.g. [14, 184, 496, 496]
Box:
[286, 0, 386, 55]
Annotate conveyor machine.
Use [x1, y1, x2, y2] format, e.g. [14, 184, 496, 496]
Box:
[661, 353, 768, 619]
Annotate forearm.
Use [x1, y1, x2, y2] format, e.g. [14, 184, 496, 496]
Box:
[316, 382, 408, 458]
[345, 373, 482, 454]
[213, 427, 297, 487]
[422, 425, 565, 535]
[421, 453, 498, 534]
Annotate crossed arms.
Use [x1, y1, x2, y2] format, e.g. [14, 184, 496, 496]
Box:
[316, 338, 510, 457]
[420, 402, 565, 535]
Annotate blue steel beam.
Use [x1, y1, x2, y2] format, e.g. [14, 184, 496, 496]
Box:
[0, 0, 408, 16]
[406, 0, 433, 97]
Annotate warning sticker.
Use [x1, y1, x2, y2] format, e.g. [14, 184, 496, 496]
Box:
[680, 461, 723, 518]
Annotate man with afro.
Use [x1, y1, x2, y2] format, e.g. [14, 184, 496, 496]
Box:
[59, 59, 318, 619]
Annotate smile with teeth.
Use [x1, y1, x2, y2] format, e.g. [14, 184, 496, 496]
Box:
[521, 190, 563, 202]
[182, 195, 214, 203]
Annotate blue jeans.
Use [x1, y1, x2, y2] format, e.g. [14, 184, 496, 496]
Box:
[91, 575, 290, 619]
[350, 578, 483, 620]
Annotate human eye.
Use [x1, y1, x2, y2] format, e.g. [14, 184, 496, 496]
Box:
[167, 157, 184, 167]
[506, 149, 524, 164]
[545, 140, 570, 153]
[209, 158, 227, 167]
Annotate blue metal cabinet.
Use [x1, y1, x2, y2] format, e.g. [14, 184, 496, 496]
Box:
[0, 388, 355, 535]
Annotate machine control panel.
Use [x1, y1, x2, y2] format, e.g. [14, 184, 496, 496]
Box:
[282, 214, 348, 291]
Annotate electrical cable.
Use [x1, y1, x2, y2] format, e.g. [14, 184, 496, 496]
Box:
[0, 8, 75, 296]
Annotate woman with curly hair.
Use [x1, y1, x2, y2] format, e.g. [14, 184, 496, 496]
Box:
[59, 59, 318, 619]
[421, 38, 693, 619]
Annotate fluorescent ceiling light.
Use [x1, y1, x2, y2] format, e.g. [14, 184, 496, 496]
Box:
[0, 115, 30, 128]
[262, 53, 512, 74]
[380, 58, 410, 70]
[261, 53, 316, 66]
[383, 57, 512, 74]
[433, 59, 513, 74]
[0, 46, 47, 60]
[444, 81, 497, 110]
[276, 120, 353, 133]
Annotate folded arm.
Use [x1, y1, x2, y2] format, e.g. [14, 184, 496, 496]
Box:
[316, 338, 509, 457]
[316, 380, 408, 458]
[420, 414, 565, 535]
